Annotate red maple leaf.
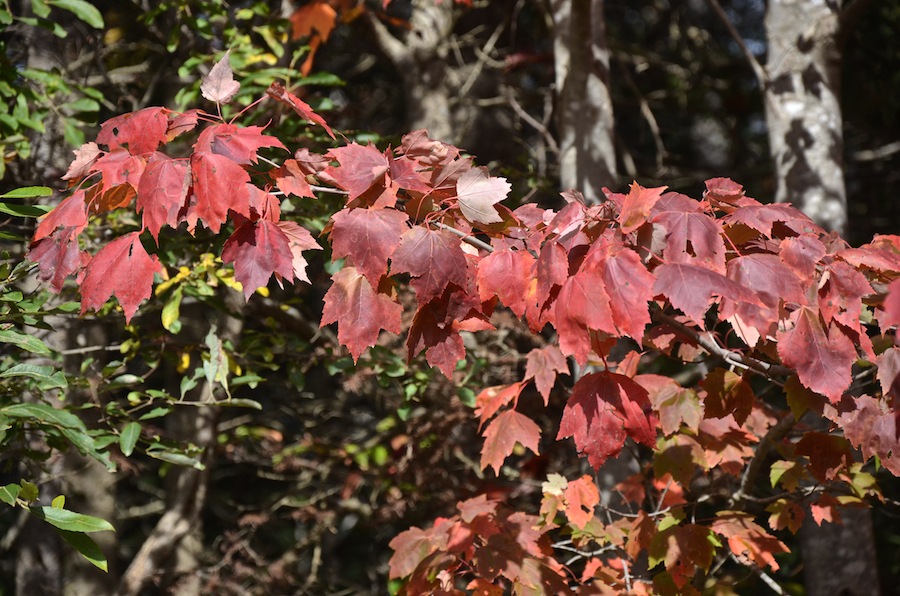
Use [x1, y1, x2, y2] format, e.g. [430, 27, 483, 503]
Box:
[836, 394, 900, 476]
[721, 254, 805, 336]
[475, 383, 525, 429]
[273, 221, 321, 284]
[701, 369, 754, 426]
[28, 227, 84, 293]
[266, 81, 334, 139]
[777, 306, 856, 403]
[835, 246, 900, 273]
[557, 371, 658, 469]
[406, 292, 468, 377]
[275, 159, 315, 199]
[322, 143, 390, 201]
[89, 148, 145, 211]
[330, 207, 409, 287]
[33, 191, 88, 242]
[481, 409, 541, 475]
[165, 109, 200, 141]
[97, 106, 168, 155]
[589, 247, 656, 340]
[189, 151, 251, 233]
[388, 155, 432, 194]
[779, 233, 826, 281]
[200, 50, 241, 104]
[80, 232, 162, 322]
[391, 227, 469, 306]
[476, 249, 535, 318]
[652, 263, 762, 326]
[618, 182, 665, 233]
[193, 123, 286, 165]
[818, 260, 872, 332]
[400, 129, 460, 166]
[725, 201, 821, 238]
[455, 167, 510, 225]
[321, 267, 403, 361]
[535, 241, 568, 307]
[793, 432, 854, 483]
[651, 198, 725, 273]
[877, 347, 900, 400]
[809, 494, 843, 526]
[554, 270, 615, 365]
[524, 346, 568, 404]
[136, 155, 190, 242]
[222, 220, 295, 300]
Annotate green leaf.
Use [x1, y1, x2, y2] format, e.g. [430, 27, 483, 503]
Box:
[20, 481, 39, 503]
[0, 186, 53, 199]
[47, 0, 104, 28]
[0, 9, 12, 25]
[119, 422, 140, 457]
[57, 529, 108, 571]
[30, 0, 51, 18]
[0, 201, 50, 217]
[2, 403, 85, 430]
[63, 120, 84, 147]
[29, 506, 115, 532]
[146, 451, 205, 470]
[61, 98, 100, 112]
[52, 495, 65, 509]
[0, 364, 67, 389]
[218, 398, 262, 409]
[58, 427, 115, 471]
[139, 406, 171, 420]
[0, 329, 52, 354]
[0, 483, 20, 505]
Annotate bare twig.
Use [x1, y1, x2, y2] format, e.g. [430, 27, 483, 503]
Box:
[433, 221, 495, 253]
[707, 0, 767, 88]
[617, 61, 667, 173]
[459, 19, 507, 97]
[504, 86, 560, 155]
[731, 412, 802, 507]
[731, 553, 784, 595]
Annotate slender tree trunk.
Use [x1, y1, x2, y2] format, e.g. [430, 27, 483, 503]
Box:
[764, 0, 846, 234]
[551, 0, 616, 203]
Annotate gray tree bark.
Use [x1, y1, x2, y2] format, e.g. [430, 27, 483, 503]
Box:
[764, 0, 847, 234]
[551, 0, 617, 203]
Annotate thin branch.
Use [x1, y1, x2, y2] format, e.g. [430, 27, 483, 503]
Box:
[617, 60, 667, 173]
[731, 553, 784, 595]
[652, 310, 794, 379]
[731, 411, 802, 507]
[310, 184, 349, 195]
[362, 9, 410, 69]
[504, 86, 560, 155]
[707, 0, 767, 88]
[433, 221, 494, 253]
[459, 19, 507, 97]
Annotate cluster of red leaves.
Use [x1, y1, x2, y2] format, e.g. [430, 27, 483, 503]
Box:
[26, 71, 900, 595]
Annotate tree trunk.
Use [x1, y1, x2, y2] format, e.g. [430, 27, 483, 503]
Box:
[800, 508, 881, 596]
[551, 0, 616, 203]
[764, 0, 846, 234]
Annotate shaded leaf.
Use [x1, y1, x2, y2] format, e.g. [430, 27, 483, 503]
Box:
[481, 409, 541, 475]
[29, 506, 115, 533]
[330, 207, 409, 287]
[57, 529, 108, 571]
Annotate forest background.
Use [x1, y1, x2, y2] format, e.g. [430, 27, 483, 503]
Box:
[1, 0, 900, 595]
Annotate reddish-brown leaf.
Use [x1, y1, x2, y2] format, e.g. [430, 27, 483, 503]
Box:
[34, 191, 88, 242]
[618, 182, 665, 233]
[766, 499, 805, 534]
[391, 227, 469, 306]
[626, 511, 658, 560]
[455, 167, 509, 224]
[563, 475, 599, 530]
[793, 432, 854, 483]
[330, 207, 409, 287]
[321, 268, 403, 361]
[535, 241, 568, 307]
[222, 220, 295, 300]
[648, 523, 716, 588]
[388, 527, 446, 580]
[704, 177, 745, 205]
[877, 347, 900, 401]
[165, 109, 200, 141]
[200, 50, 240, 104]
[275, 159, 315, 199]
[476, 249, 535, 318]
[480, 409, 541, 475]
[721, 254, 805, 337]
[809, 494, 843, 526]
[835, 246, 900, 274]
[90, 148, 145, 199]
[725, 201, 821, 238]
[711, 512, 789, 571]
[266, 81, 334, 139]
[273, 221, 321, 284]
[80, 232, 162, 322]
[97, 106, 168, 155]
[654, 433, 706, 485]
[701, 368, 754, 426]
[406, 294, 467, 377]
[62, 142, 101, 183]
[400, 129, 460, 166]
[28, 227, 84, 293]
[524, 346, 568, 404]
[776, 307, 856, 403]
[557, 371, 658, 469]
[193, 123, 287, 165]
[136, 155, 190, 242]
[836, 394, 900, 476]
[189, 151, 251, 233]
[652, 263, 762, 326]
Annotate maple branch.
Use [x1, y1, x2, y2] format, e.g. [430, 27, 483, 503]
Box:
[706, 0, 767, 89]
[504, 86, 560, 155]
[731, 553, 785, 595]
[433, 221, 494, 253]
[459, 18, 506, 97]
[731, 411, 802, 507]
[651, 310, 793, 380]
[309, 184, 349, 195]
